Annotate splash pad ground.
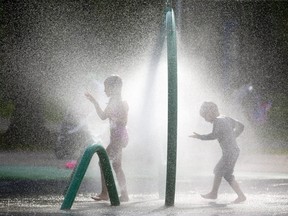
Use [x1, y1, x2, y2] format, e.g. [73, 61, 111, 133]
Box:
[0, 151, 288, 215]
[1, 192, 288, 216]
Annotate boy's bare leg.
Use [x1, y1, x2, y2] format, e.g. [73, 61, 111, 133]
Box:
[201, 175, 222, 199]
[229, 179, 246, 203]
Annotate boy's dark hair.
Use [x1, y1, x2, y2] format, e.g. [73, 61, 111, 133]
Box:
[104, 75, 122, 91]
[200, 101, 219, 118]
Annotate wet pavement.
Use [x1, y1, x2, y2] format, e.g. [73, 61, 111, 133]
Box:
[0, 151, 288, 215]
[1, 188, 288, 216]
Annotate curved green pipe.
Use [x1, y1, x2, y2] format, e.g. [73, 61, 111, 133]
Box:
[61, 143, 119, 210]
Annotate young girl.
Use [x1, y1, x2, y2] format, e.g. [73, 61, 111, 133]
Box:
[190, 101, 246, 204]
[85, 75, 129, 202]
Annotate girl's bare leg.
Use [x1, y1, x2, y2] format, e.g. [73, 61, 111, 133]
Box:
[112, 160, 129, 202]
[91, 163, 109, 201]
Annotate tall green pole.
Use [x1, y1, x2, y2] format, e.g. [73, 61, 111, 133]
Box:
[165, 0, 178, 207]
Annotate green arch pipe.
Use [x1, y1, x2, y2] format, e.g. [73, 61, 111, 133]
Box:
[61, 143, 120, 210]
[165, 1, 178, 207]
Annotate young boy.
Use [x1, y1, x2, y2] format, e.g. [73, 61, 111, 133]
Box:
[190, 101, 246, 204]
[85, 74, 129, 202]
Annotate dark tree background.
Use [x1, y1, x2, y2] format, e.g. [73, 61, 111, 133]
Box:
[1, 0, 288, 150]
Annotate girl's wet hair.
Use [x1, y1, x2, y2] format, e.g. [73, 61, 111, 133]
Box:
[104, 75, 122, 90]
[200, 101, 219, 117]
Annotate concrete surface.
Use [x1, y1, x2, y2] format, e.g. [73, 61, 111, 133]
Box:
[0, 151, 288, 215]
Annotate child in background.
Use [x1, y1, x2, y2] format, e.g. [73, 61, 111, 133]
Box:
[190, 101, 246, 204]
[85, 74, 129, 202]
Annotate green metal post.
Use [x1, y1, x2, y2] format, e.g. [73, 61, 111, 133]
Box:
[61, 143, 120, 210]
[165, 0, 178, 207]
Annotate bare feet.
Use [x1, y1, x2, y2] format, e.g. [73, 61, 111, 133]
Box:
[232, 195, 246, 204]
[119, 194, 129, 202]
[201, 193, 217, 200]
[91, 194, 109, 201]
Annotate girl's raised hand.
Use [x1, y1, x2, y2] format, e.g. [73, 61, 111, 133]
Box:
[85, 92, 97, 104]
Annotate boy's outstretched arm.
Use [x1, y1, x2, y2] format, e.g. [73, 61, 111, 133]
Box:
[189, 132, 202, 139]
[189, 132, 217, 140]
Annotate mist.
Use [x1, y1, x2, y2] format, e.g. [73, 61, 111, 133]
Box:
[2, 0, 276, 195]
